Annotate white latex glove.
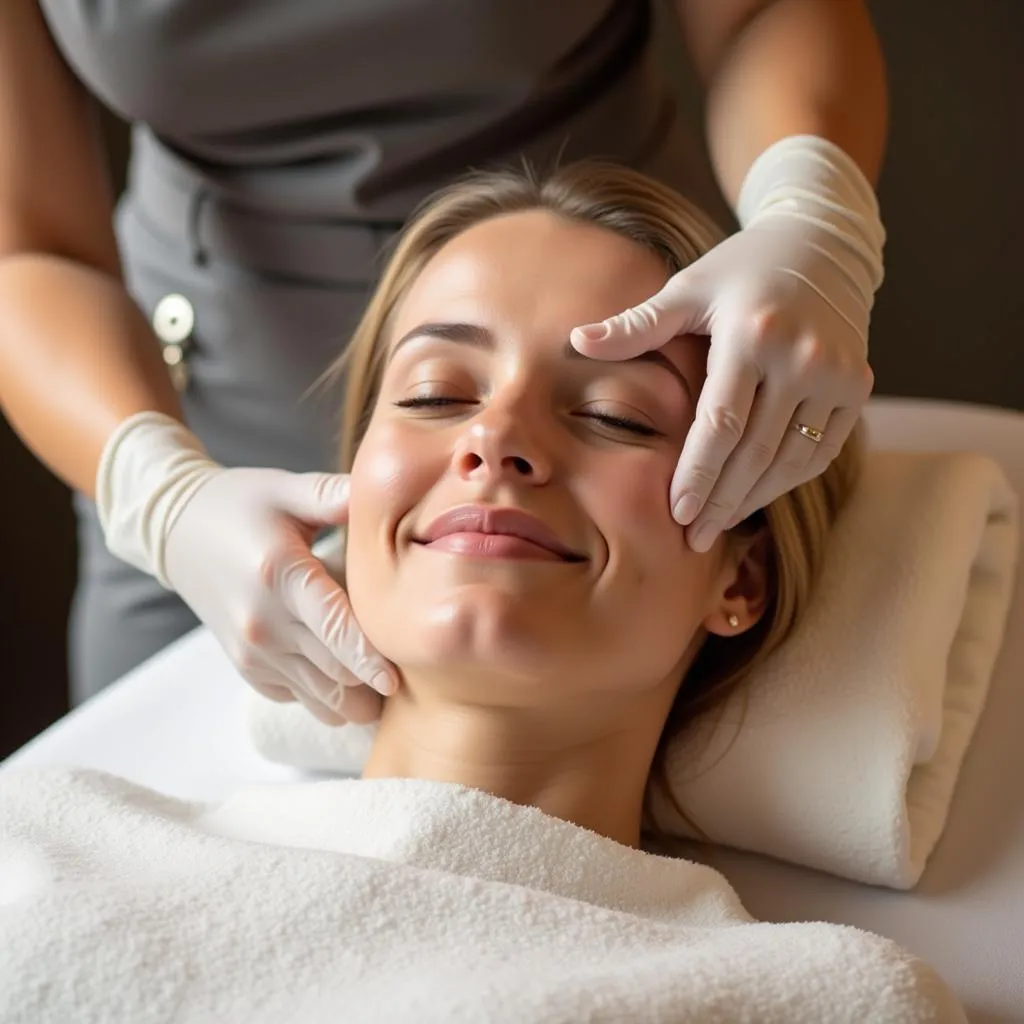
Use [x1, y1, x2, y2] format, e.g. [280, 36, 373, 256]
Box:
[571, 135, 885, 552]
[96, 413, 399, 725]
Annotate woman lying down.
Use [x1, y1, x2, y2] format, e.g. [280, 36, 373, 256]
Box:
[0, 164, 964, 1023]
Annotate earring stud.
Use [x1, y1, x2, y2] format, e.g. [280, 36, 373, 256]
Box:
[727, 613, 740, 628]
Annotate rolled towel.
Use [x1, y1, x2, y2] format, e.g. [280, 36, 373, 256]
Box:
[247, 450, 1019, 889]
[651, 450, 1019, 888]
[246, 697, 374, 775]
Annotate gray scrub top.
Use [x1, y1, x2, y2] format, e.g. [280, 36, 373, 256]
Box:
[39, 0, 695, 223]
[44, 1, 726, 698]
[36, 0, 727, 475]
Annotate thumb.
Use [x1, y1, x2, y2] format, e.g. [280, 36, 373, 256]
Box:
[276, 472, 352, 527]
[569, 270, 709, 360]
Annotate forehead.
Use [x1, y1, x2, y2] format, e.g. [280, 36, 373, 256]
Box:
[391, 210, 672, 339]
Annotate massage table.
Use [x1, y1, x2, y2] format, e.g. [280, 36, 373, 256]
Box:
[3, 396, 1023, 1023]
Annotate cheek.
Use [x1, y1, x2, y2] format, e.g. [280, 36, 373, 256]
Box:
[349, 430, 412, 524]
[345, 424, 437, 614]
[584, 455, 680, 562]
[579, 454, 712, 642]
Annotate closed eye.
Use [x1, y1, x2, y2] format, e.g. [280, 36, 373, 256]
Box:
[393, 396, 474, 410]
[396, 397, 661, 438]
[578, 412, 660, 438]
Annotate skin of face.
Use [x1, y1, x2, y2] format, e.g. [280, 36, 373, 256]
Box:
[345, 210, 762, 719]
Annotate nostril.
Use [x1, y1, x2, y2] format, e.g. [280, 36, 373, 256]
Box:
[509, 456, 532, 476]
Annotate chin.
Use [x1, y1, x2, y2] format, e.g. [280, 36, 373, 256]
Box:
[387, 584, 570, 685]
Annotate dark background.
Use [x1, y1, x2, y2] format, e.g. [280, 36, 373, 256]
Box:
[2, 1, 1022, 759]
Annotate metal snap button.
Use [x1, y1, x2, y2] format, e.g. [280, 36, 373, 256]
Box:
[152, 293, 195, 344]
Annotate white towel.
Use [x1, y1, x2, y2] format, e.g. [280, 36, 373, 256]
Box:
[247, 696, 375, 774]
[0, 766, 965, 1023]
[653, 451, 1019, 889]
[248, 450, 1019, 890]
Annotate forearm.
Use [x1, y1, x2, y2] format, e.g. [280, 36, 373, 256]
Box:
[0, 254, 182, 497]
[680, 0, 888, 207]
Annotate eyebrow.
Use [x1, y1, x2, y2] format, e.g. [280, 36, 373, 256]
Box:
[391, 321, 693, 403]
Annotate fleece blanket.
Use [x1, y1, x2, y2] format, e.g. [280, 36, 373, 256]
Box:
[0, 767, 964, 1023]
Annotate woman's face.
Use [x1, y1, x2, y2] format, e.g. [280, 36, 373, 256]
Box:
[346, 210, 730, 702]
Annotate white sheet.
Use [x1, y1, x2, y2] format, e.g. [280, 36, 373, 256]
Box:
[4, 396, 1023, 1022]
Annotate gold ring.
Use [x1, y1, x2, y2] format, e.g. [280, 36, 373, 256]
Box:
[794, 422, 824, 443]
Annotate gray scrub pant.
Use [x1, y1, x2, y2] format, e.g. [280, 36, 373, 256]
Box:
[68, 137, 393, 704]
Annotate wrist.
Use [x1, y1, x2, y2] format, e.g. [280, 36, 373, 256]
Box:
[737, 135, 886, 337]
[95, 411, 220, 587]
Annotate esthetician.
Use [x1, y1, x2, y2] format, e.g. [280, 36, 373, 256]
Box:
[0, 1, 887, 716]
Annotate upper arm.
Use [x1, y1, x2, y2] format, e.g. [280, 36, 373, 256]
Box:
[673, 0, 775, 82]
[0, 0, 120, 274]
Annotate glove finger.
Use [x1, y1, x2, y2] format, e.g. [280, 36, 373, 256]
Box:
[277, 648, 384, 726]
[669, 349, 759, 523]
[270, 652, 355, 725]
[233, 641, 302, 701]
[570, 270, 709, 360]
[801, 402, 862, 480]
[327, 679, 386, 727]
[272, 618, 390, 726]
[291, 687, 351, 727]
[722, 397, 836, 530]
[247, 677, 299, 705]
[685, 380, 799, 551]
[726, 403, 863, 528]
[290, 625, 366, 691]
[259, 646, 336, 706]
[282, 551, 400, 695]
[778, 397, 837, 476]
[275, 472, 352, 528]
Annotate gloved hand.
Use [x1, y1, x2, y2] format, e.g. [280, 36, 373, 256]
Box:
[95, 413, 399, 725]
[571, 135, 885, 552]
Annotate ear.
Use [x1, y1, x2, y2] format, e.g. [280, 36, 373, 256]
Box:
[702, 527, 771, 638]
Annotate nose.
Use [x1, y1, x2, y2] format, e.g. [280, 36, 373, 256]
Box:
[452, 402, 552, 485]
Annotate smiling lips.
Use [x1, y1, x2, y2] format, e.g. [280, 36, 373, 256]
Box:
[416, 505, 586, 562]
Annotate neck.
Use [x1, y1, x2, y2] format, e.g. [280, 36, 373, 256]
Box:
[361, 672, 676, 848]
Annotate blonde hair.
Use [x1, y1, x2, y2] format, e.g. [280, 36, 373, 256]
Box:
[329, 162, 862, 837]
